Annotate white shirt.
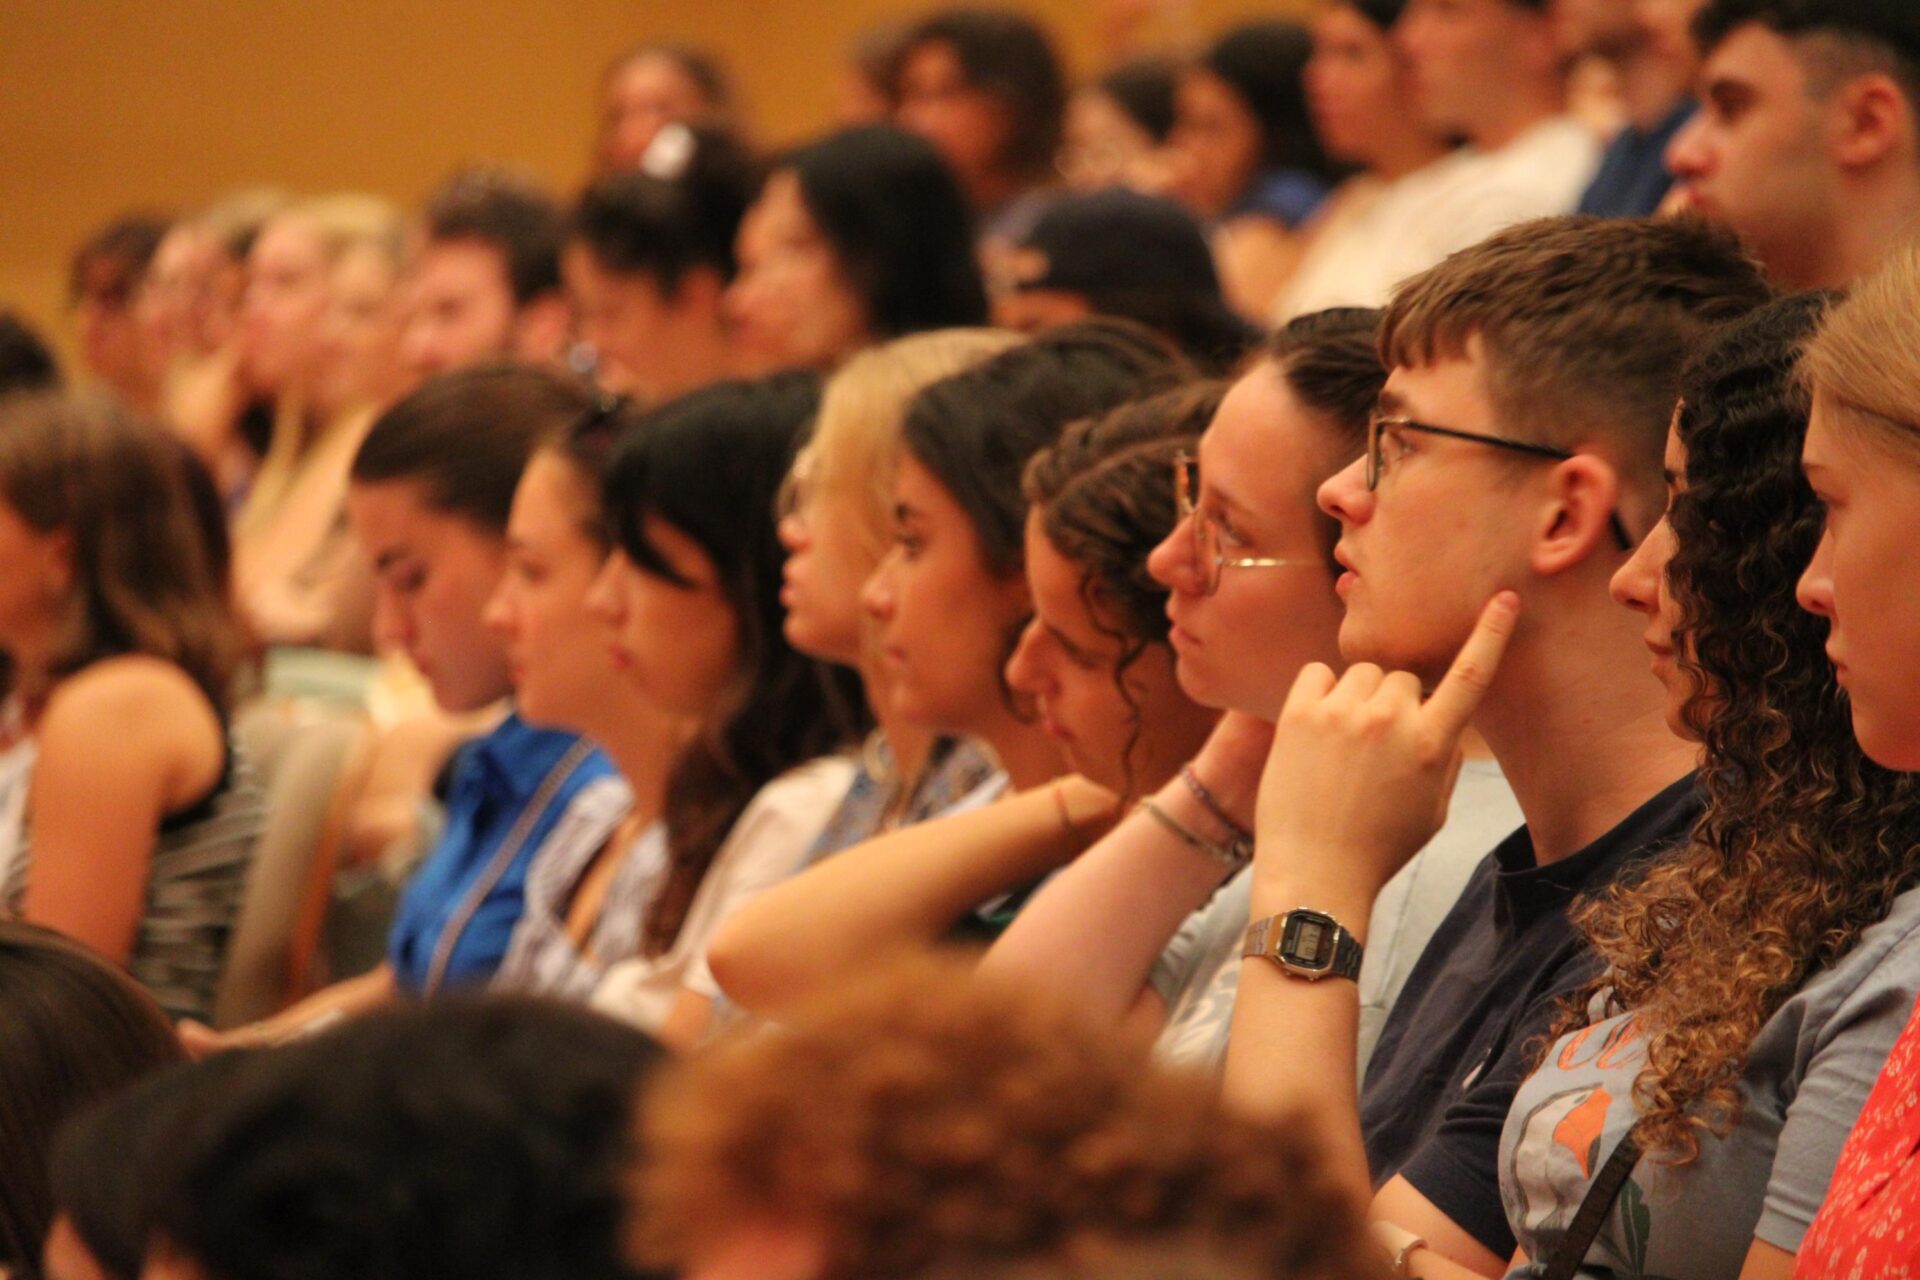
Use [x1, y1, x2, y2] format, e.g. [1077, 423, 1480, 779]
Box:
[589, 755, 856, 1033]
[1273, 116, 1604, 320]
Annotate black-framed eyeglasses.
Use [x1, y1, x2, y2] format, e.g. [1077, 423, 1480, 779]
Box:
[1366, 415, 1634, 550]
[1173, 452, 1319, 596]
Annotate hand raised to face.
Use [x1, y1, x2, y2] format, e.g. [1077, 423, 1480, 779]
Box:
[1253, 591, 1519, 911]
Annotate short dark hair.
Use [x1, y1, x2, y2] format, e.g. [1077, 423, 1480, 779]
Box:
[1695, 0, 1920, 104]
[422, 167, 567, 305]
[1097, 55, 1179, 142]
[906, 8, 1067, 179]
[51, 1054, 256, 1280]
[1381, 216, 1773, 504]
[570, 123, 762, 291]
[783, 124, 988, 340]
[351, 363, 597, 533]
[68, 212, 169, 306]
[0, 922, 182, 1275]
[1199, 22, 1335, 180]
[0, 311, 59, 396]
[903, 318, 1188, 579]
[1266, 308, 1389, 561]
[605, 373, 869, 956]
[152, 999, 667, 1280]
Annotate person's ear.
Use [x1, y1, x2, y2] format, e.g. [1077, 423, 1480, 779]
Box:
[1529, 455, 1625, 577]
[509, 291, 574, 366]
[1831, 73, 1910, 172]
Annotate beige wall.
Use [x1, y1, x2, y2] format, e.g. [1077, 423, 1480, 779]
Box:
[1, 0, 1311, 370]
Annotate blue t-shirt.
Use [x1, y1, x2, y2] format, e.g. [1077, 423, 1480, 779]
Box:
[1576, 100, 1695, 219]
[387, 714, 615, 996]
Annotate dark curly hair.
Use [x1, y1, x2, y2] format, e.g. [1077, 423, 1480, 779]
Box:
[1022, 382, 1224, 796]
[1565, 291, 1920, 1163]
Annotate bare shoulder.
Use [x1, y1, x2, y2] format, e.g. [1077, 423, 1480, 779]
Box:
[39, 655, 223, 758]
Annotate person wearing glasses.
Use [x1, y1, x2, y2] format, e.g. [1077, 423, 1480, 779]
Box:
[1217, 216, 1768, 1277]
[979, 309, 1519, 1076]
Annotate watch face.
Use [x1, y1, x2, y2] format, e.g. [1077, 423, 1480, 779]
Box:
[1280, 911, 1336, 970]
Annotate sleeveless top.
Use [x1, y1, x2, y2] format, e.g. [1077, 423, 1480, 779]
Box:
[3, 737, 267, 1023]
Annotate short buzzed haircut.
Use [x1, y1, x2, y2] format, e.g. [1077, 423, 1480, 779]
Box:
[1695, 0, 1920, 101]
[1381, 216, 1771, 497]
[422, 167, 566, 306]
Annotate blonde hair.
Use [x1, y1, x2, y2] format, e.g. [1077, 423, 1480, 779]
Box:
[1799, 241, 1920, 466]
[238, 193, 408, 536]
[808, 328, 1023, 568]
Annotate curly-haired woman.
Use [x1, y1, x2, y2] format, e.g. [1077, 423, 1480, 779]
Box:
[1483, 291, 1920, 1280]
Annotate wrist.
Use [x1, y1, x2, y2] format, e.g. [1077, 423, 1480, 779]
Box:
[1184, 752, 1260, 831]
[1246, 865, 1377, 945]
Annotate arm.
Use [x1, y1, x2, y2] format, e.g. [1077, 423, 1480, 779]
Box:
[978, 712, 1271, 1025]
[1223, 597, 1518, 1268]
[707, 775, 1118, 1017]
[179, 961, 397, 1055]
[22, 660, 224, 964]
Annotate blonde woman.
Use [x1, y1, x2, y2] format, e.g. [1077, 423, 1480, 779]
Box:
[778, 328, 1021, 860]
[233, 194, 409, 653]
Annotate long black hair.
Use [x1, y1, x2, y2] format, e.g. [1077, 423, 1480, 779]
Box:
[604, 372, 869, 955]
[783, 124, 988, 340]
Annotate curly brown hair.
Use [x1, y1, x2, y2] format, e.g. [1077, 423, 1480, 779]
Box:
[635, 954, 1381, 1280]
[1022, 382, 1223, 797]
[1564, 292, 1920, 1164]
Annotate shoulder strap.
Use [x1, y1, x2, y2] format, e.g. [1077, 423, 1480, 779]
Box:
[1542, 1133, 1642, 1280]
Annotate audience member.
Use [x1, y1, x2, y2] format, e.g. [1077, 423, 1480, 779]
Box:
[982, 310, 1518, 1076]
[181, 366, 619, 1053]
[43, 1055, 250, 1280]
[0, 922, 182, 1280]
[894, 8, 1067, 247]
[1223, 217, 1767, 1272]
[727, 125, 987, 375]
[1496, 290, 1920, 1275]
[232, 194, 408, 651]
[596, 41, 737, 176]
[401, 167, 570, 381]
[1272, 0, 1459, 319]
[991, 189, 1258, 375]
[1556, 0, 1701, 215]
[152, 999, 665, 1280]
[1056, 55, 1179, 193]
[0, 313, 59, 398]
[1169, 21, 1335, 318]
[636, 956, 1383, 1280]
[1391, 0, 1603, 269]
[481, 400, 689, 1009]
[565, 124, 761, 401]
[67, 213, 168, 414]
[1666, 0, 1920, 289]
[711, 342, 1210, 1016]
[0, 395, 263, 1025]
[1791, 247, 1920, 1276]
[587, 373, 869, 1042]
[776, 330, 1020, 866]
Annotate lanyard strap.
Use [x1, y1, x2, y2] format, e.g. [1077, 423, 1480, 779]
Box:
[422, 740, 596, 997]
[1542, 1132, 1643, 1280]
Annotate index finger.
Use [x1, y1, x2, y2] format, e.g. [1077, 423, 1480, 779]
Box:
[1422, 591, 1520, 739]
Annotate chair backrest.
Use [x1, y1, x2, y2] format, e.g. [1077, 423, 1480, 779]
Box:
[212, 699, 369, 1027]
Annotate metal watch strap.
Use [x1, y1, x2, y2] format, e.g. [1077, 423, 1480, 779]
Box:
[1241, 910, 1363, 981]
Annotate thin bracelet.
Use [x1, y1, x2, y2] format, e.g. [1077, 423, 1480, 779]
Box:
[1051, 780, 1077, 835]
[1135, 798, 1249, 870]
[1180, 764, 1253, 843]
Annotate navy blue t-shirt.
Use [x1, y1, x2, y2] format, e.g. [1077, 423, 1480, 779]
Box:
[1576, 100, 1696, 218]
[1358, 774, 1701, 1258]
